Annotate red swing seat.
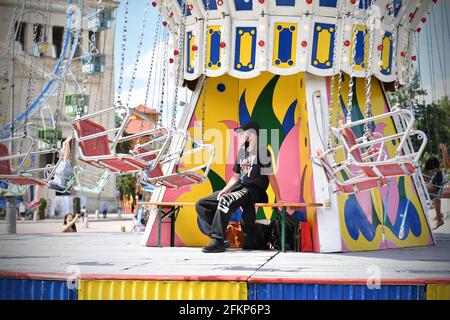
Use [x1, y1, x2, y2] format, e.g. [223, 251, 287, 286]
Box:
[341, 127, 417, 178]
[136, 148, 205, 189]
[74, 119, 148, 173]
[317, 148, 387, 194]
[0, 143, 46, 186]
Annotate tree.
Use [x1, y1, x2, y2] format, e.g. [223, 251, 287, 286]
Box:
[117, 174, 137, 204]
[387, 72, 450, 164]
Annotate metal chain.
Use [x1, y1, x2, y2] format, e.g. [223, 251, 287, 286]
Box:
[159, 29, 169, 126]
[201, 0, 211, 142]
[363, 0, 375, 134]
[116, 0, 129, 106]
[125, 0, 152, 109]
[387, 0, 400, 94]
[171, 0, 187, 129]
[23, 8, 44, 136]
[327, 0, 341, 150]
[0, 1, 22, 122]
[144, 8, 162, 106]
[346, 1, 361, 124]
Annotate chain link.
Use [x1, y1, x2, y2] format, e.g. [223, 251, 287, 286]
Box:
[116, 0, 129, 106]
[363, 0, 375, 135]
[171, 0, 187, 129]
[144, 8, 162, 107]
[346, 1, 361, 124]
[125, 0, 152, 110]
[201, 0, 211, 142]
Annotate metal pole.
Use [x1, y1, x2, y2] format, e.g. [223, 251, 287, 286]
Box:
[6, 196, 17, 234]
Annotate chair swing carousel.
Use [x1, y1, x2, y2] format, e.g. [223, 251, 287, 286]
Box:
[72, 0, 215, 192]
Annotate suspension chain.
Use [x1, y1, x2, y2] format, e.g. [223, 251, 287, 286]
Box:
[171, 0, 187, 129]
[327, 0, 341, 150]
[363, 0, 375, 135]
[144, 8, 162, 107]
[125, 0, 152, 109]
[201, 0, 211, 142]
[116, 0, 129, 106]
[346, 1, 361, 124]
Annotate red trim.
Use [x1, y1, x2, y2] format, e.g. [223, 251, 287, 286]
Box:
[1, 270, 449, 285]
[0, 270, 247, 282]
[248, 277, 450, 285]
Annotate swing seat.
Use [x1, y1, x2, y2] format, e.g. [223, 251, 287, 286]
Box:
[341, 126, 417, 179]
[316, 148, 387, 194]
[74, 119, 148, 173]
[0, 143, 46, 186]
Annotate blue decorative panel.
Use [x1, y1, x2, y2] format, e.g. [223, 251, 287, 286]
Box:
[393, 0, 403, 17]
[358, 0, 371, 10]
[276, 25, 295, 65]
[249, 283, 426, 300]
[186, 31, 194, 74]
[311, 23, 336, 70]
[177, 0, 192, 16]
[355, 29, 366, 68]
[234, 27, 257, 72]
[202, 0, 218, 10]
[209, 28, 221, 68]
[320, 0, 337, 7]
[276, 0, 296, 6]
[0, 279, 77, 300]
[234, 0, 253, 11]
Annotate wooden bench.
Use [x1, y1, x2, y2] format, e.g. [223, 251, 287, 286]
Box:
[138, 201, 323, 252]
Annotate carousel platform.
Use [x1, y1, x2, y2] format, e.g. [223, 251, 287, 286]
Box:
[0, 230, 449, 300]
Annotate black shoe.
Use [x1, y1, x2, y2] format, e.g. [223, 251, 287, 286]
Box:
[202, 239, 226, 253]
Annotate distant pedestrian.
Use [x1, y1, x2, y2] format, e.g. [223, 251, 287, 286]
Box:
[102, 204, 108, 219]
[80, 206, 89, 229]
[18, 201, 26, 223]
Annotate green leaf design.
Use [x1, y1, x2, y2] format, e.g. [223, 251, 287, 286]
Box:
[250, 75, 286, 159]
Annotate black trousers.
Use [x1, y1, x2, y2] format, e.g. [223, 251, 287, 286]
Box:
[195, 184, 267, 240]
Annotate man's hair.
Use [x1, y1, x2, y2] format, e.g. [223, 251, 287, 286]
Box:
[425, 157, 440, 171]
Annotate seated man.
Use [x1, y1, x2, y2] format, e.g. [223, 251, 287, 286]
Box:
[195, 121, 283, 253]
[28, 136, 74, 209]
[424, 156, 447, 230]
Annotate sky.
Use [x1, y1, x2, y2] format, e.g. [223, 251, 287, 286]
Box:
[113, 0, 450, 114]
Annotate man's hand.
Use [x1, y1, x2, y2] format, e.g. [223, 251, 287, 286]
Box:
[217, 190, 228, 200]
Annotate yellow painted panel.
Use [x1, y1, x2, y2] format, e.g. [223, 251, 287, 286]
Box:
[78, 280, 248, 300]
[316, 25, 333, 65]
[350, 25, 369, 72]
[239, 31, 254, 68]
[382, 34, 391, 72]
[426, 284, 450, 300]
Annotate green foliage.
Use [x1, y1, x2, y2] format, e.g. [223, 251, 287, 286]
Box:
[117, 174, 136, 202]
[387, 72, 450, 165]
[114, 112, 132, 154]
[39, 198, 47, 210]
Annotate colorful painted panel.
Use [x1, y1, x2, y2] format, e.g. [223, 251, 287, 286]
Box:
[272, 23, 298, 68]
[78, 280, 247, 300]
[0, 279, 77, 300]
[176, 0, 191, 16]
[234, 27, 257, 72]
[152, 73, 315, 247]
[351, 25, 369, 71]
[186, 31, 195, 74]
[276, 0, 296, 6]
[249, 283, 425, 300]
[207, 26, 222, 70]
[311, 22, 336, 70]
[319, 0, 337, 7]
[380, 32, 393, 76]
[234, 0, 253, 11]
[202, 0, 218, 10]
[327, 75, 433, 251]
